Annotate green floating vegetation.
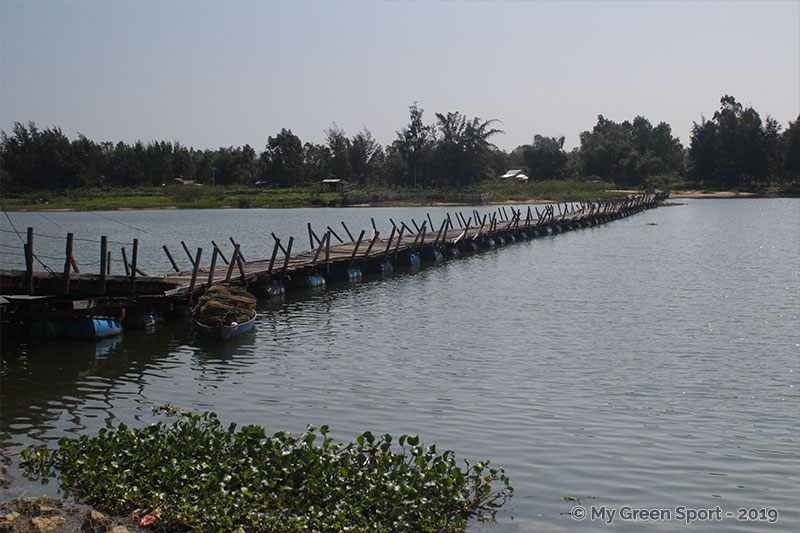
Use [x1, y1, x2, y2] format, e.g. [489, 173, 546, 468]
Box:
[21, 406, 513, 532]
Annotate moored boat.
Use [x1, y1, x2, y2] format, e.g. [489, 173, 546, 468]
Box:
[195, 309, 256, 340]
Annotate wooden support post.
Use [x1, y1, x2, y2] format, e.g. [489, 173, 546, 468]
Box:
[99, 236, 108, 293]
[188, 248, 203, 298]
[267, 237, 280, 275]
[433, 218, 447, 248]
[393, 226, 405, 257]
[63, 233, 74, 277]
[363, 230, 380, 261]
[225, 244, 239, 283]
[130, 239, 139, 279]
[324, 230, 331, 262]
[281, 237, 294, 274]
[417, 222, 427, 251]
[341, 221, 355, 242]
[410, 218, 421, 232]
[327, 226, 344, 244]
[24, 227, 34, 294]
[308, 223, 322, 249]
[229, 236, 246, 262]
[181, 241, 195, 266]
[426, 213, 434, 230]
[121, 247, 130, 276]
[59, 233, 73, 294]
[163, 245, 180, 272]
[207, 246, 219, 285]
[236, 252, 247, 286]
[382, 226, 396, 258]
[211, 240, 229, 265]
[311, 233, 326, 267]
[349, 230, 365, 266]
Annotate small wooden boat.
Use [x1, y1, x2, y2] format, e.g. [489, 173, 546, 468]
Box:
[195, 310, 256, 340]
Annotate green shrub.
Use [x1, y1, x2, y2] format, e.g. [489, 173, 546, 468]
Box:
[21, 407, 512, 532]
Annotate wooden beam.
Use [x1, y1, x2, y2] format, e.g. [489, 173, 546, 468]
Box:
[163, 245, 180, 272]
[349, 229, 365, 266]
[121, 247, 130, 276]
[325, 226, 343, 244]
[188, 247, 203, 297]
[267, 237, 280, 275]
[363, 230, 380, 261]
[24, 227, 33, 295]
[211, 240, 229, 265]
[181, 241, 195, 266]
[207, 246, 219, 286]
[100, 236, 108, 294]
[225, 244, 240, 283]
[281, 237, 294, 274]
[229, 236, 246, 262]
[341, 221, 355, 242]
[130, 238, 139, 279]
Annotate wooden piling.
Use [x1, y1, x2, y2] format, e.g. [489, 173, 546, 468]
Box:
[130, 239, 139, 279]
[207, 246, 219, 285]
[163, 245, 181, 272]
[267, 236, 280, 275]
[225, 244, 240, 283]
[281, 237, 294, 274]
[61, 233, 74, 294]
[363, 230, 380, 261]
[229, 237, 246, 262]
[181, 241, 195, 267]
[24, 227, 34, 294]
[100, 236, 108, 294]
[341, 221, 355, 242]
[188, 248, 203, 297]
[349, 230, 365, 266]
[121, 247, 130, 276]
[212, 241, 229, 265]
[382, 226, 397, 259]
[327, 226, 344, 244]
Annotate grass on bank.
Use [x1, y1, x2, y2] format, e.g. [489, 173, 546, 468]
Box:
[21, 406, 513, 532]
[0, 180, 638, 211]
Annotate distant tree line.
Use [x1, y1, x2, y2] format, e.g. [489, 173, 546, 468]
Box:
[1, 96, 797, 195]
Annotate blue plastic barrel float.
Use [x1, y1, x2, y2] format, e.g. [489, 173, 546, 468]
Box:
[69, 318, 123, 339]
[458, 241, 478, 252]
[30, 319, 71, 338]
[293, 275, 325, 288]
[124, 313, 165, 329]
[421, 249, 443, 262]
[396, 253, 420, 267]
[364, 261, 393, 274]
[327, 268, 362, 282]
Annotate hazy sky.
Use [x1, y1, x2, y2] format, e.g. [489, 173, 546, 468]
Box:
[2, 0, 798, 153]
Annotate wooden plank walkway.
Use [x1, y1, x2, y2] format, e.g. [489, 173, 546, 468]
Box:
[1, 193, 668, 314]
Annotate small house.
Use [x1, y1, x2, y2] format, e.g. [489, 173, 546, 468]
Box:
[321, 179, 351, 192]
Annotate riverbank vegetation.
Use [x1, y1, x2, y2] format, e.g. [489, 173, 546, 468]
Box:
[0, 180, 629, 211]
[2, 95, 797, 206]
[20, 406, 513, 532]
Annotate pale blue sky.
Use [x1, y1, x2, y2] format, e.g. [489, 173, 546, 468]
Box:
[2, 0, 798, 152]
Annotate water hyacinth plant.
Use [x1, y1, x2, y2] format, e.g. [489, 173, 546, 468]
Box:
[21, 406, 513, 532]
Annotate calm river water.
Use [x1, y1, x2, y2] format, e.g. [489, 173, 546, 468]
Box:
[1, 199, 798, 531]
